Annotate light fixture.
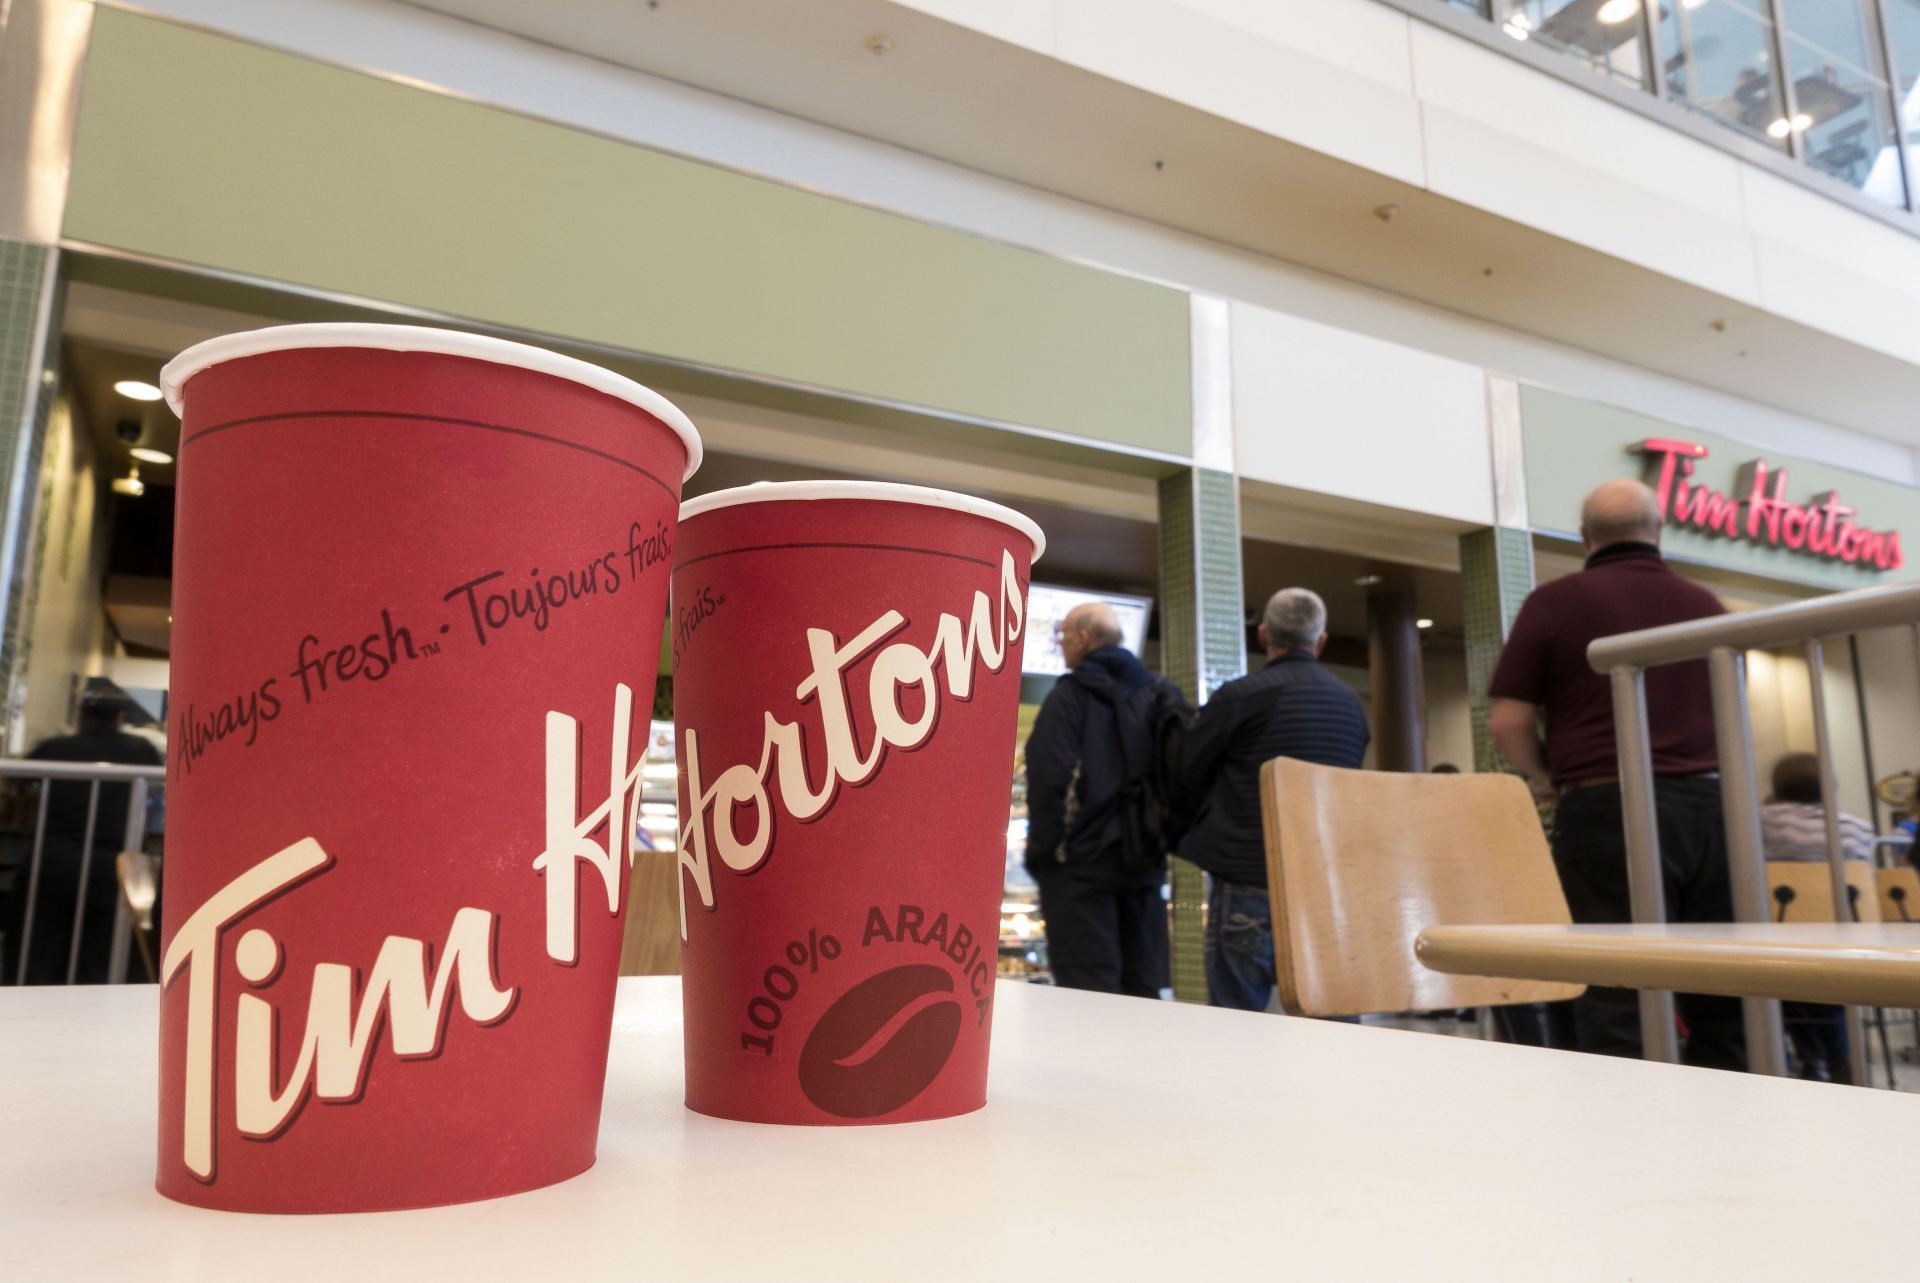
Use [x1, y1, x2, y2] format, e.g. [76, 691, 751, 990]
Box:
[1767, 113, 1813, 139]
[1791, 112, 1812, 132]
[129, 447, 172, 465]
[1682, 0, 1707, 8]
[1417, 618, 1434, 630]
[113, 380, 163, 402]
[1355, 574, 1383, 587]
[1766, 117, 1791, 138]
[1503, 12, 1532, 39]
[111, 465, 144, 498]
[1596, 0, 1639, 24]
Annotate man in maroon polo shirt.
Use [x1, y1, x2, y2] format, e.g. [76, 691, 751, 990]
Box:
[1488, 478, 1745, 1069]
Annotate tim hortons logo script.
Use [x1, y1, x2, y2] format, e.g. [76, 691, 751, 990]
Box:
[160, 683, 645, 1183]
[1636, 438, 1902, 571]
[675, 549, 1026, 937]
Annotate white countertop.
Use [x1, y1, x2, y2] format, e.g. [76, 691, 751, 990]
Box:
[3, 977, 1914, 1282]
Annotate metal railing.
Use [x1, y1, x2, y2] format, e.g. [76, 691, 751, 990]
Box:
[1, 759, 164, 985]
[1588, 580, 1920, 1080]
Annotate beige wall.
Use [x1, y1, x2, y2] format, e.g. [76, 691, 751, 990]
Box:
[1745, 646, 1875, 829]
[1851, 627, 1920, 827]
[1424, 648, 1473, 773]
[14, 396, 110, 752]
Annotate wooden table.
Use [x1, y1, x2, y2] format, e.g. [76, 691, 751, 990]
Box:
[1418, 922, 1920, 1007]
[5, 977, 1918, 1281]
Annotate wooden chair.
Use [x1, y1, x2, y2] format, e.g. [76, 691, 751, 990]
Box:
[618, 851, 683, 976]
[115, 851, 160, 982]
[1258, 759, 1584, 1018]
[1765, 860, 1880, 924]
[1876, 867, 1920, 925]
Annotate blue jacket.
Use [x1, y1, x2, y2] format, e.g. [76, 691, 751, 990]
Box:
[1024, 646, 1158, 872]
[1179, 652, 1370, 888]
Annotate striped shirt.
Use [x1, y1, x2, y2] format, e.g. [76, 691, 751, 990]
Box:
[1759, 802, 1876, 863]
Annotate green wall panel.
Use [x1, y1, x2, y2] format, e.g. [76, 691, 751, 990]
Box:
[1520, 385, 1919, 590]
[66, 10, 1191, 456]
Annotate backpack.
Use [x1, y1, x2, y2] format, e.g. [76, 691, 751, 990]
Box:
[1090, 676, 1196, 877]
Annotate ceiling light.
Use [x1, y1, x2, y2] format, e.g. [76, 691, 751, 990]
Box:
[1355, 574, 1383, 587]
[1766, 117, 1792, 138]
[1503, 15, 1531, 39]
[113, 380, 163, 402]
[111, 465, 144, 498]
[1417, 618, 1434, 630]
[1682, 0, 1707, 8]
[1790, 112, 1812, 132]
[128, 447, 172, 465]
[1596, 0, 1639, 23]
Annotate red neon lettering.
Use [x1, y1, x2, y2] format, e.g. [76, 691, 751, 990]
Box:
[1631, 440, 1897, 572]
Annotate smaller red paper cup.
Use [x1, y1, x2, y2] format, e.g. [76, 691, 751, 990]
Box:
[155, 324, 699, 1212]
[671, 482, 1043, 1124]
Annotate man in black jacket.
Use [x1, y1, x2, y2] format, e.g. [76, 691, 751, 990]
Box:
[1181, 588, 1369, 1011]
[1024, 602, 1171, 997]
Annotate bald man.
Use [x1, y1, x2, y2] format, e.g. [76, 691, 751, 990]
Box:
[1023, 600, 1175, 997]
[1488, 478, 1744, 1069]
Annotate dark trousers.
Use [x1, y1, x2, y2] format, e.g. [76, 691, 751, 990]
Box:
[18, 848, 121, 985]
[1032, 855, 1169, 997]
[1551, 778, 1747, 1071]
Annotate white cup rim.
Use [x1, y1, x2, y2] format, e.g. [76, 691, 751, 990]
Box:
[160, 323, 703, 480]
[679, 481, 1045, 561]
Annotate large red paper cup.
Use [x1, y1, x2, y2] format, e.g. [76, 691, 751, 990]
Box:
[154, 324, 700, 1212]
[672, 482, 1043, 1124]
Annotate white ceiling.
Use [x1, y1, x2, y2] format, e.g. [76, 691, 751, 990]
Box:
[400, 0, 1920, 442]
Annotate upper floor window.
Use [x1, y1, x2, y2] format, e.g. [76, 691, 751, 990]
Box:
[1443, 0, 1916, 215]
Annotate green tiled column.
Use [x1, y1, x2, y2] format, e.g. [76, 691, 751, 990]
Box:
[1158, 467, 1246, 1003]
[1459, 526, 1535, 774]
[0, 240, 60, 748]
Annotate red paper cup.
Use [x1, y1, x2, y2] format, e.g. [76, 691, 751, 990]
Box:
[671, 482, 1043, 1124]
[154, 324, 700, 1212]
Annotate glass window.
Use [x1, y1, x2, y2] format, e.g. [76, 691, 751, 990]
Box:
[1778, 0, 1905, 207]
[1440, 0, 1491, 16]
[1494, 0, 1649, 89]
[1882, 0, 1920, 209]
[1657, 0, 1787, 150]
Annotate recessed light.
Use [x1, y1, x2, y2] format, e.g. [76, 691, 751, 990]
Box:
[113, 380, 163, 402]
[1417, 618, 1434, 630]
[129, 447, 172, 465]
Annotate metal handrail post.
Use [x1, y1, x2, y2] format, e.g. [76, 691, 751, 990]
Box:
[12, 786, 50, 984]
[107, 776, 149, 985]
[1610, 665, 1679, 1063]
[1707, 647, 1788, 1076]
[65, 780, 102, 985]
[1804, 639, 1870, 1088]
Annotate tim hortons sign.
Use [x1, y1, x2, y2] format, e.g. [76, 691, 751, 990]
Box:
[1634, 438, 1902, 573]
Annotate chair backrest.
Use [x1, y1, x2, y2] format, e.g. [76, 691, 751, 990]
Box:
[1877, 867, 1920, 924]
[115, 850, 159, 932]
[1260, 759, 1585, 1017]
[1765, 860, 1881, 924]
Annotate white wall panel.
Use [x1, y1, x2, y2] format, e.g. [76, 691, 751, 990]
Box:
[1741, 168, 1920, 368]
[883, 0, 1057, 53]
[1411, 26, 1758, 304]
[1169, 0, 1417, 93]
[1231, 304, 1493, 524]
[1052, 0, 1427, 185]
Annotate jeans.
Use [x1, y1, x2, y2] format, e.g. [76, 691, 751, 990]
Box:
[1205, 879, 1277, 1011]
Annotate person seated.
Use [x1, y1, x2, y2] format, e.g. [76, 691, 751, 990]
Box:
[1759, 751, 1875, 1084]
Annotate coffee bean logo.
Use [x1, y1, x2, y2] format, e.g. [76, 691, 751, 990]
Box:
[798, 964, 963, 1119]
